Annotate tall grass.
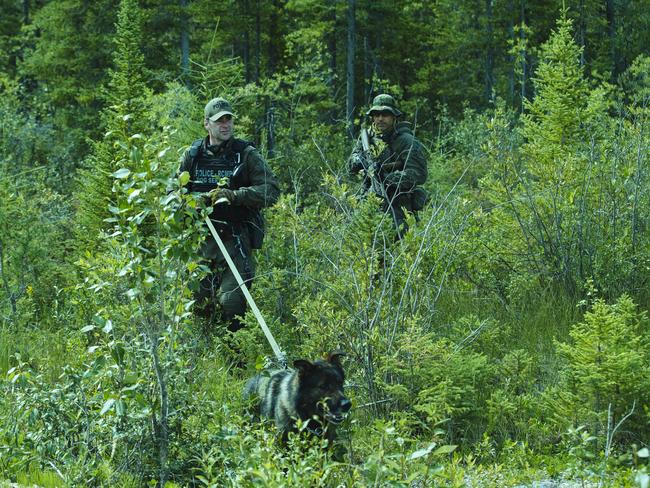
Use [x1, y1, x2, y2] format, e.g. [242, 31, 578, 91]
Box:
[0, 326, 9, 377]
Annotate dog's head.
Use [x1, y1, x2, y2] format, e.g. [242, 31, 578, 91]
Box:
[294, 350, 351, 425]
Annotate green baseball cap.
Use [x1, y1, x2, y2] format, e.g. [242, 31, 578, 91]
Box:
[366, 93, 403, 117]
[204, 97, 234, 121]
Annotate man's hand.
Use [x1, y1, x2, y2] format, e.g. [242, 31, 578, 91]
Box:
[350, 154, 366, 173]
[383, 171, 405, 187]
[208, 188, 237, 205]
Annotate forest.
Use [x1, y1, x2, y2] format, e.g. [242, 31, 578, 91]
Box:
[1, 0, 650, 486]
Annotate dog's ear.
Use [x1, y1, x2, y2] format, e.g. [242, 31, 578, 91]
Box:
[294, 359, 313, 375]
[327, 350, 346, 366]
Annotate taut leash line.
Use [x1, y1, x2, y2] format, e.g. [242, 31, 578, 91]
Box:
[204, 216, 287, 367]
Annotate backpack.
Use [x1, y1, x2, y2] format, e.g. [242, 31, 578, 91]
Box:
[187, 138, 265, 249]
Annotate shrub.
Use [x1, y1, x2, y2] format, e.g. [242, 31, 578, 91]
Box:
[554, 295, 650, 449]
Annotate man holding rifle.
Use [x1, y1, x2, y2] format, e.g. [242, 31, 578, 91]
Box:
[348, 94, 428, 238]
[179, 97, 280, 333]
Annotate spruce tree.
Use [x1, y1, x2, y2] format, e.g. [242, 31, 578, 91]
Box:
[515, 15, 604, 290]
[556, 295, 650, 444]
[74, 0, 150, 252]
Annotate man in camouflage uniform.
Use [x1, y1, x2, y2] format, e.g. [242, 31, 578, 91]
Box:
[349, 94, 428, 238]
[179, 97, 280, 332]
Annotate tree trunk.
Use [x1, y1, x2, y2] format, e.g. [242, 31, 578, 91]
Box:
[364, 36, 372, 103]
[255, 0, 261, 83]
[605, 0, 620, 80]
[520, 0, 527, 111]
[267, 0, 280, 77]
[150, 332, 169, 487]
[23, 0, 29, 24]
[179, 0, 189, 83]
[326, 0, 337, 123]
[578, 0, 586, 66]
[346, 0, 356, 138]
[485, 0, 494, 103]
[327, 0, 337, 76]
[507, 0, 515, 105]
[266, 97, 275, 159]
[243, 0, 251, 83]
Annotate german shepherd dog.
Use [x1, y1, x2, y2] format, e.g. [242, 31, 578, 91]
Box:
[244, 351, 351, 443]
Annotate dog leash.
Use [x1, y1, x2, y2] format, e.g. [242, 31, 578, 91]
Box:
[204, 215, 287, 368]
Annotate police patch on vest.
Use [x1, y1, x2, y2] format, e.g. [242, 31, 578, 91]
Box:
[195, 168, 234, 185]
[191, 152, 240, 193]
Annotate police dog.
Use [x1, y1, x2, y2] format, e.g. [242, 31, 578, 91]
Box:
[244, 351, 351, 444]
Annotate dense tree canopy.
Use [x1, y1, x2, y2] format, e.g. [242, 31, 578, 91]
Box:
[2, 0, 650, 486]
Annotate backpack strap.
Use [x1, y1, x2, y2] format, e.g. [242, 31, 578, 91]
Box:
[187, 138, 204, 175]
[189, 138, 203, 158]
[240, 144, 255, 166]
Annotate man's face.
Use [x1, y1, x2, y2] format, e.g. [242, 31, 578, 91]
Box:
[371, 111, 396, 134]
[204, 114, 234, 145]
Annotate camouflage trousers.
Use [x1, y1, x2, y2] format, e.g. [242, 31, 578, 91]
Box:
[194, 229, 255, 332]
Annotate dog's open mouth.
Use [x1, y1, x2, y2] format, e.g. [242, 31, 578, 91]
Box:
[324, 412, 348, 424]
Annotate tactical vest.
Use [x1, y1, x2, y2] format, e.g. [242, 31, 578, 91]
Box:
[188, 138, 256, 224]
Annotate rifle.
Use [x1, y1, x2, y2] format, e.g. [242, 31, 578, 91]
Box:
[359, 128, 388, 200]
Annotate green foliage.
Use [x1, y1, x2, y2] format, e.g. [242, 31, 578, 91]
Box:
[4, 2, 650, 485]
[18, 0, 116, 136]
[0, 180, 73, 326]
[191, 418, 455, 487]
[0, 0, 22, 79]
[84, 123, 208, 483]
[554, 295, 650, 444]
[472, 16, 650, 299]
[1, 121, 213, 484]
[74, 0, 152, 252]
[105, 0, 151, 131]
[0, 83, 75, 325]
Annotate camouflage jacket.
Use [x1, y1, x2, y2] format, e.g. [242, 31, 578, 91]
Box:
[349, 122, 428, 210]
[179, 136, 280, 256]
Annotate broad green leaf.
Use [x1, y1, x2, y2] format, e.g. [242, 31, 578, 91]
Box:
[100, 398, 116, 415]
[409, 443, 435, 460]
[102, 319, 113, 334]
[93, 316, 106, 326]
[123, 372, 138, 385]
[113, 168, 131, 179]
[161, 193, 176, 205]
[433, 445, 457, 456]
[111, 344, 125, 366]
[179, 171, 190, 187]
[255, 355, 266, 371]
[116, 399, 126, 416]
[127, 188, 141, 202]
